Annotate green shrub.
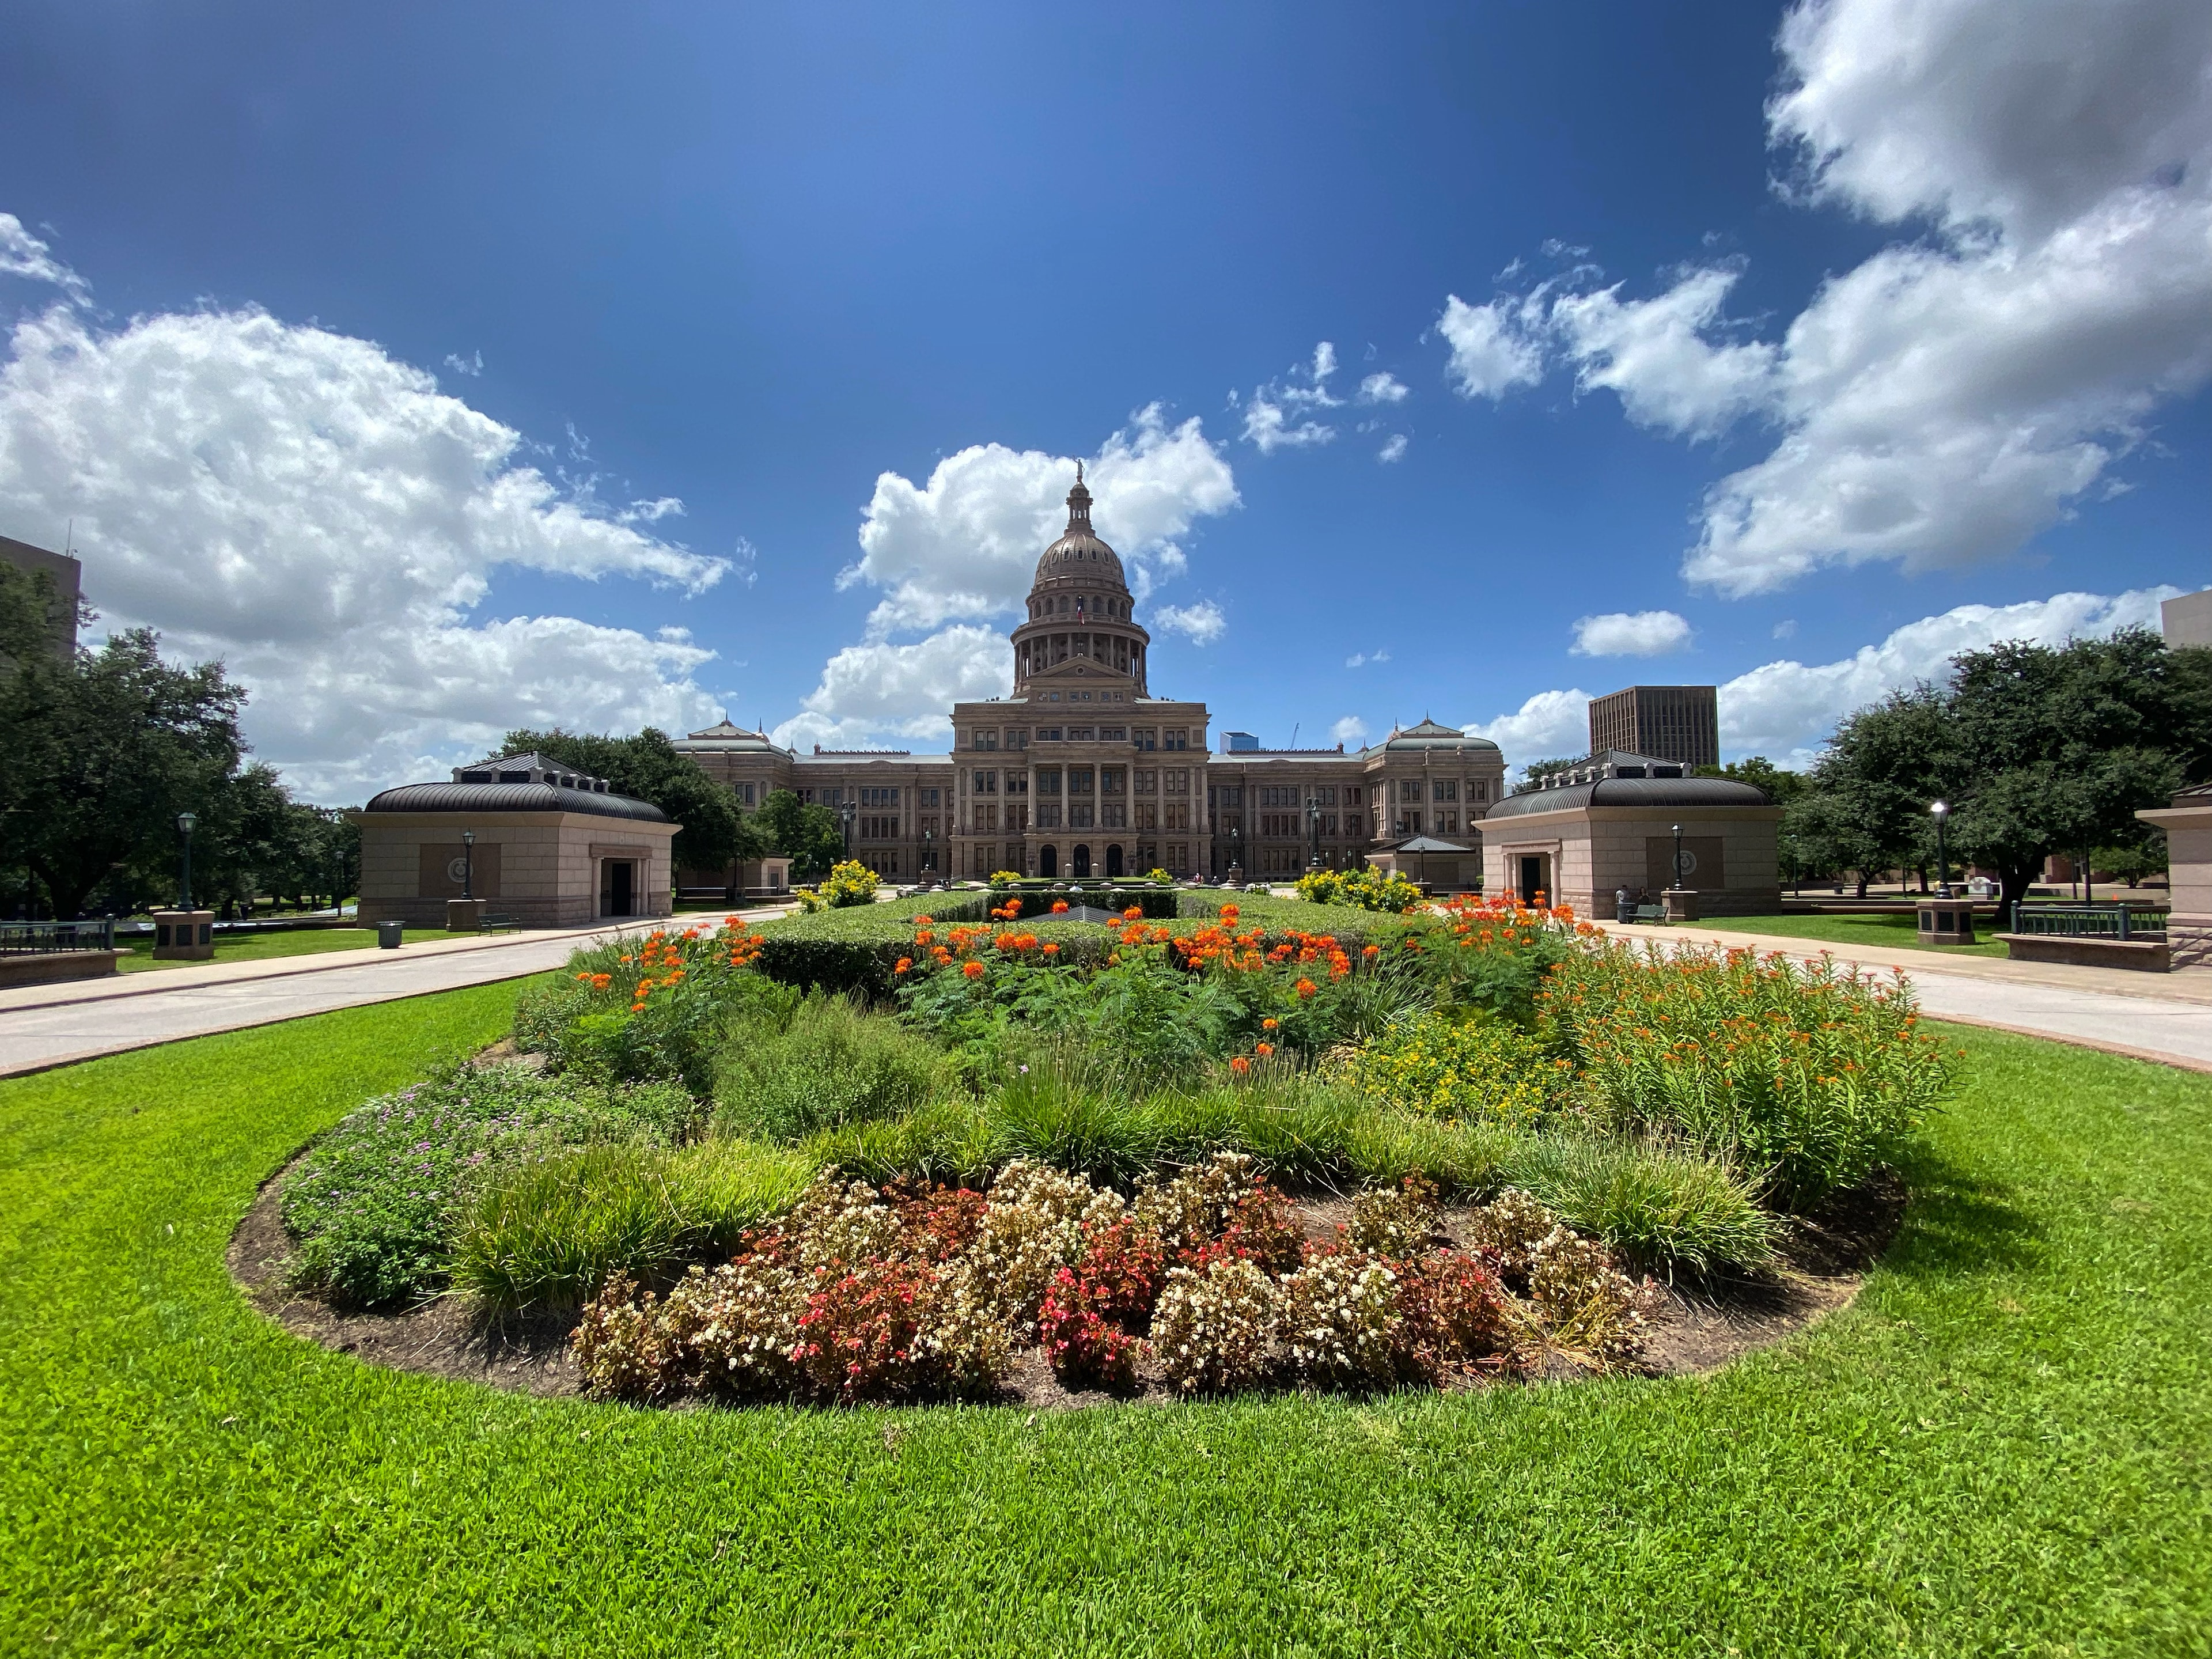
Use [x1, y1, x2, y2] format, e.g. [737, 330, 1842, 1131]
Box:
[451, 1138, 817, 1310]
[1295, 866, 1422, 913]
[802, 1098, 997, 1186]
[713, 991, 953, 1141]
[1335, 1010, 1568, 1125]
[279, 1066, 694, 1307]
[793, 859, 882, 912]
[1543, 942, 1957, 1203]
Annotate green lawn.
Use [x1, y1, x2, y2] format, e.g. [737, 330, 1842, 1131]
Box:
[2, 987, 2206, 1654]
[117, 926, 477, 972]
[1680, 909, 2012, 958]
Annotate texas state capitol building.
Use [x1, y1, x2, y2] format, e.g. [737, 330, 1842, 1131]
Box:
[678, 471, 1505, 887]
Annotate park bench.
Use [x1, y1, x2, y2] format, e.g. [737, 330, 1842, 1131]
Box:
[1620, 903, 1666, 925]
[478, 912, 520, 933]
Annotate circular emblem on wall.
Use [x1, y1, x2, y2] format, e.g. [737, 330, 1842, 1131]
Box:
[1674, 850, 1699, 877]
[445, 856, 471, 884]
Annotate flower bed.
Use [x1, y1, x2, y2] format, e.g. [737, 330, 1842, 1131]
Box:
[267, 892, 1959, 1409]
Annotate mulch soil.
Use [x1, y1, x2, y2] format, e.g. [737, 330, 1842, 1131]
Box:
[229, 1161, 1904, 1410]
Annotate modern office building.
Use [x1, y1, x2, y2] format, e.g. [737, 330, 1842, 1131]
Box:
[1586, 684, 1719, 770]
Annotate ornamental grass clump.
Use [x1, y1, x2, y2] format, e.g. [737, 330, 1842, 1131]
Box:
[1543, 943, 1959, 1203]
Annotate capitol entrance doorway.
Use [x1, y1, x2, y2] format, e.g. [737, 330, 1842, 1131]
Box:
[1039, 845, 1058, 878]
[1073, 844, 1092, 878]
[1106, 844, 1123, 877]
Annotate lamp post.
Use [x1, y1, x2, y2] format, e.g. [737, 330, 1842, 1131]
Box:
[839, 800, 855, 858]
[922, 826, 933, 880]
[1930, 801, 1951, 899]
[176, 812, 198, 910]
[1306, 794, 1321, 872]
[461, 828, 476, 901]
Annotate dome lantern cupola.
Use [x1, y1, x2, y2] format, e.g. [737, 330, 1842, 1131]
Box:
[1012, 463, 1149, 697]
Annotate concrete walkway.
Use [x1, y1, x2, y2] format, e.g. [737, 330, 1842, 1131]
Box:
[1600, 920, 2212, 1072]
[0, 911, 791, 1078]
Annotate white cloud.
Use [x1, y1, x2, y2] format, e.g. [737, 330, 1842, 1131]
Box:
[1772, 618, 1798, 639]
[1442, 0, 2212, 596]
[1377, 434, 1410, 464]
[0, 286, 732, 801]
[1240, 342, 1344, 453]
[1437, 294, 1546, 400]
[443, 350, 483, 378]
[1357, 372, 1410, 405]
[773, 624, 1009, 752]
[842, 403, 1237, 632]
[1550, 266, 1778, 440]
[1153, 600, 1227, 645]
[0, 214, 88, 302]
[1717, 584, 2178, 766]
[1345, 647, 1392, 669]
[1467, 688, 1593, 774]
[1571, 609, 1695, 657]
[1331, 715, 1370, 745]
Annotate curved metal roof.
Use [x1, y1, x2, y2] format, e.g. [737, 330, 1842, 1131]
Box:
[1483, 775, 1772, 819]
[361, 782, 673, 821]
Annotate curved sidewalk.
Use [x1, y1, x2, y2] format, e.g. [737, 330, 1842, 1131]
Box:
[1601, 920, 2212, 1072]
[0, 914, 788, 1078]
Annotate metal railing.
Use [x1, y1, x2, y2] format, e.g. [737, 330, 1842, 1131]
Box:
[0, 918, 119, 956]
[2008, 903, 2168, 941]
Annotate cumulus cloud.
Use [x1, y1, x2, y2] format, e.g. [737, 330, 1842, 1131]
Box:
[1153, 600, 1227, 645]
[1438, 0, 2212, 596]
[773, 624, 1008, 752]
[0, 271, 732, 800]
[1550, 266, 1778, 440]
[1239, 342, 1343, 453]
[1331, 714, 1371, 746]
[1377, 433, 1410, 464]
[1571, 609, 1695, 657]
[842, 403, 1237, 633]
[1357, 372, 1410, 405]
[1717, 585, 2177, 766]
[1467, 689, 1594, 775]
[1437, 294, 1546, 400]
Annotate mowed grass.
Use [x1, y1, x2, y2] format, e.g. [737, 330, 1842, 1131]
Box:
[2, 988, 2208, 1654]
[118, 926, 478, 972]
[1680, 908, 2012, 958]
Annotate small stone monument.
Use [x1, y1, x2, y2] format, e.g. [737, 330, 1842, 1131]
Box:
[152, 908, 214, 961]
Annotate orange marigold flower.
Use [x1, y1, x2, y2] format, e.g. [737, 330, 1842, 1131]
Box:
[1229, 1055, 1251, 1074]
[1051, 900, 1070, 914]
[1362, 944, 1380, 958]
[895, 957, 913, 974]
[962, 960, 986, 979]
[1255, 1041, 1274, 1057]
[1294, 978, 1317, 998]
[1262, 1017, 1278, 1029]
[1041, 941, 1060, 955]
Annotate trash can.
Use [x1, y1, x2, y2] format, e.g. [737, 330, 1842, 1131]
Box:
[376, 920, 405, 949]
[1616, 888, 1634, 925]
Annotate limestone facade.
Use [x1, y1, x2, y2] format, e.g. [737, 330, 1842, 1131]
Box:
[676, 472, 1508, 885]
[1480, 775, 1782, 916]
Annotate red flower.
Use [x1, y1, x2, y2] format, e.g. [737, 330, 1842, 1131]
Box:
[962, 960, 986, 979]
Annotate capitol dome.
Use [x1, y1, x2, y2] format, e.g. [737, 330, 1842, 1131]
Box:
[1033, 465, 1127, 590]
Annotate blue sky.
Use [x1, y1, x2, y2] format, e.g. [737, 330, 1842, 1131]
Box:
[1, 0, 2206, 798]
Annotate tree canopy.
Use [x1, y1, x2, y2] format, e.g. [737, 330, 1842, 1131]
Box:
[500, 728, 760, 872]
[752, 788, 846, 879]
[1786, 630, 2211, 906]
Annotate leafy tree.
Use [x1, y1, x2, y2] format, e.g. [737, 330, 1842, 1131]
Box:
[501, 727, 759, 872]
[1695, 756, 1807, 805]
[1806, 689, 1952, 897]
[0, 623, 247, 918]
[753, 788, 846, 879]
[1945, 632, 2198, 908]
[2093, 831, 2167, 888]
